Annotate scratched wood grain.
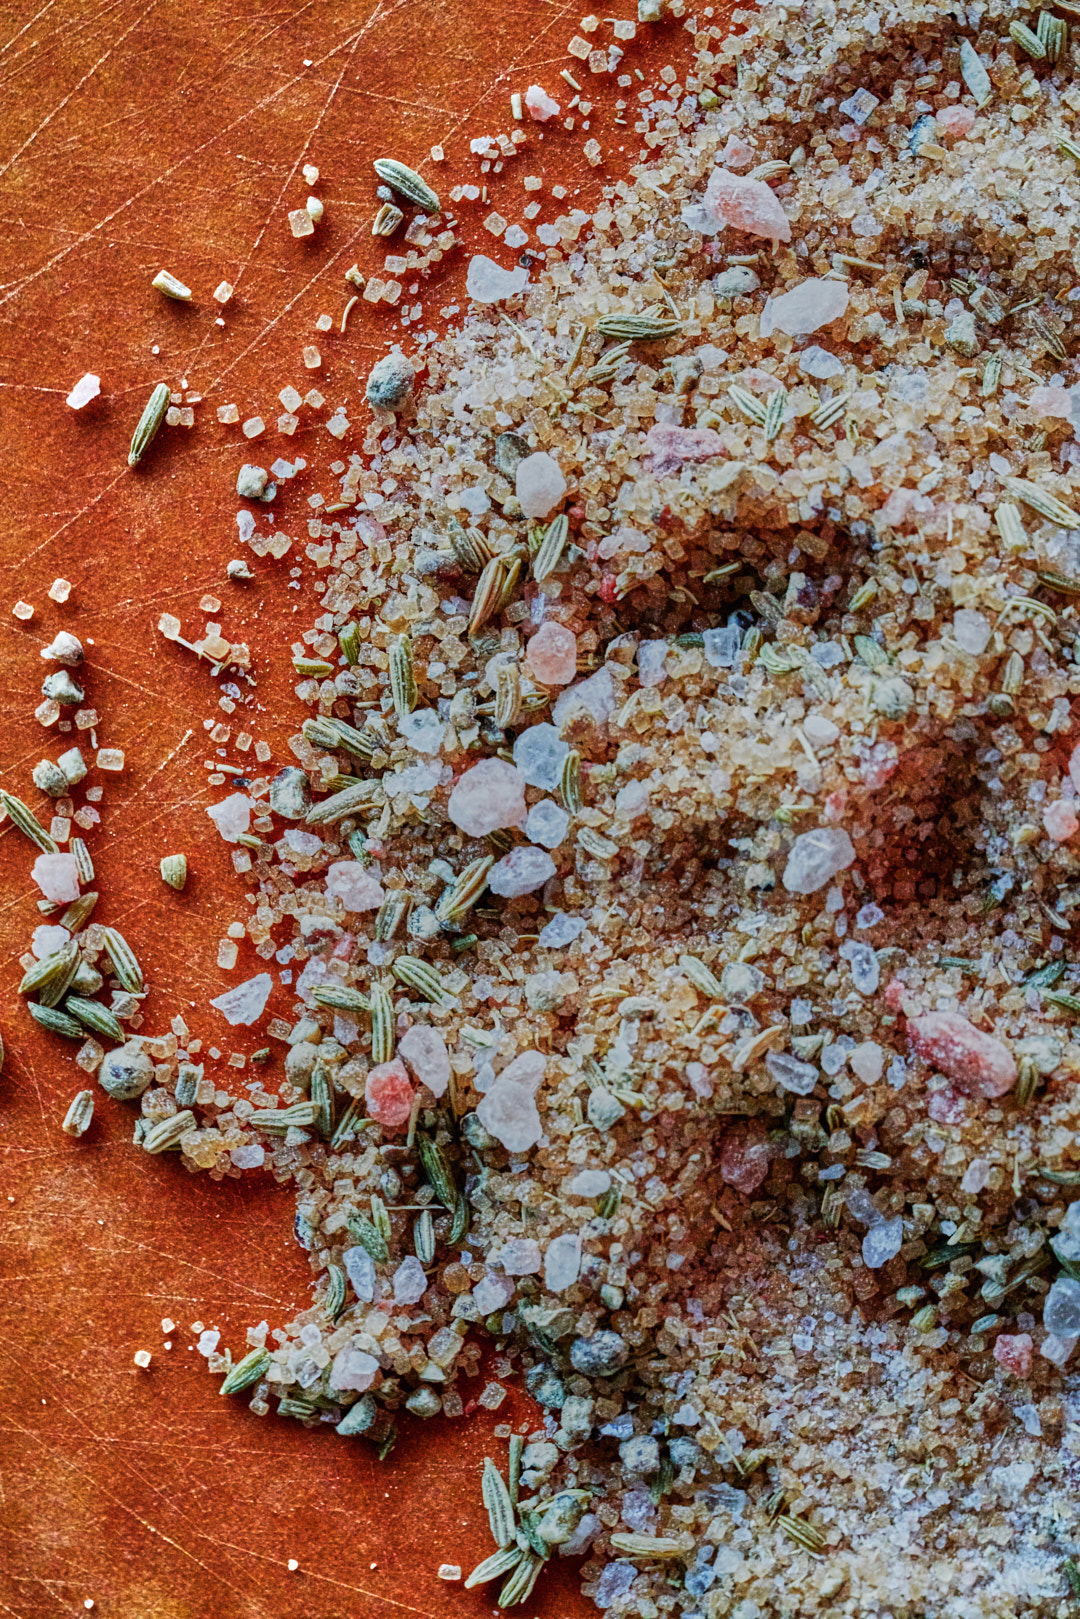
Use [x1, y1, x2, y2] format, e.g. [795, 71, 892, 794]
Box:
[0, 3, 709, 1613]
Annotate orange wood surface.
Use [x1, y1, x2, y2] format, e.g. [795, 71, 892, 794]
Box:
[0, 5, 707, 1615]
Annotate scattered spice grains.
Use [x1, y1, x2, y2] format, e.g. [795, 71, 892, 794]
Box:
[11, 2, 1080, 1614]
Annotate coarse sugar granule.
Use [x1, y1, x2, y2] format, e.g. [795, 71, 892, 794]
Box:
[16, 2, 1080, 1614]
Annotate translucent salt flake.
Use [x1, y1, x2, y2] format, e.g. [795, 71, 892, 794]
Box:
[326, 859, 385, 912]
[644, 423, 726, 478]
[210, 973, 273, 1026]
[343, 1245, 376, 1301]
[488, 845, 556, 898]
[952, 608, 991, 654]
[513, 723, 570, 790]
[398, 1023, 450, 1098]
[907, 1010, 1016, 1098]
[761, 278, 849, 338]
[474, 1271, 515, 1312]
[526, 799, 570, 849]
[393, 1255, 428, 1305]
[466, 254, 530, 303]
[206, 793, 252, 843]
[66, 373, 100, 409]
[838, 87, 879, 125]
[538, 911, 586, 948]
[798, 346, 844, 380]
[231, 1143, 265, 1169]
[526, 621, 577, 685]
[544, 1232, 582, 1292]
[477, 1050, 545, 1152]
[516, 451, 566, 519]
[782, 827, 855, 893]
[765, 1050, 817, 1095]
[31, 852, 80, 903]
[366, 1057, 414, 1130]
[497, 1237, 542, 1274]
[330, 1344, 378, 1392]
[637, 639, 668, 688]
[862, 1215, 903, 1269]
[525, 84, 560, 121]
[1044, 1276, 1080, 1338]
[552, 666, 615, 729]
[449, 758, 527, 835]
[702, 168, 791, 243]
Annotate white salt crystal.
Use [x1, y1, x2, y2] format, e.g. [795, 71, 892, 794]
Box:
[31, 852, 80, 903]
[544, 1232, 582, 1291]
[197, 1330, 221, 1357]
[325, 860, 384, 912]
[552, 666, 615, 728]
[838, 88, 879, 125]
[209, 972, 273, 1026]
[236, 510, 256, 543]
[862, 1215, 903, 1269]
[761, 278, 849, 338]
[525, 84, 560, 121]
[803, 713, 839, 744]
[961, 1157, 991, 1194]
[33, 923, 71, 957]
[840, 939, 879, 994]
[393, 1255, 428, 1305]
[449, 758, 527, 835]
[569, 1168, 611, 1197]
[330, 1345, 378, 1392]
[230, 1143, 265, 1169]
[952, 608, 991, 655]
[849, 1041, 884, 1084]
[526, 799, 570, 848]
[1044, 1277, 1080, 1338]
[703, 625, 740, 667]
[399, 1023, 450, 1098]
[1040, 1333, 1077, 1367]
[538, 911, 586, 948]
[782, 828, 855, 893]
[488, 845, 556, 897]
[385, 761, 442, 798]
[399, 708, 445, 754]
[206, 793, 251, 842]
[638, 639, 669, 687]
[477, 1050, 546, 1151]
[466, 253, 530, 303]
[504, 225, 528, 249]
[497, 1237, 542, 1274]
[614, 780, 649, 817]
[516, 451, 566, 519]
[513, 723, 570, 790]
[343, 1246, 376, 1301]
[797, 346, 844, 379]
[765, 1050, 818, 1095]
[458, 486, 490, 516]
[474, 1272, 515, 1313]
[66, 373, 101, 409]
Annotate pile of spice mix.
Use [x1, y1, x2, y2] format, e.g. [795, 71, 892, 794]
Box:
[17, 0, 1080, 1611]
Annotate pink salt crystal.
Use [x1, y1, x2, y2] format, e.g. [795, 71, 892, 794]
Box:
[206, 793, 252, 843]
[365, 1057, 414, 1130]
[398, 1023, 450, 1098]
[488, 845, 556, 898]
[516, 451, 567, 520]
[525, 84, 560, 121]
[1044, 800, 1078, 843]
[31, 852, 80, 903]
[1029, 385, 1072, 420]
[326, 859, 385, 912]
[926, 1085, 969, 1126]
[329, 1344, 379, 1392]
[935, 103, 976, 137]
[907, 1010, 1017, 1099]
[526, 621, 577, 685]
[993, 1333, 1033, 1378]
[477, 1049, 545, 1152]
[448, 758, 527, 837]
[719, 1119, 770, 1194]
[703, 168, 791, 243]
[718, 134, 756, 171]
[644, 423, 726, 478]
[762, 277, 849, 337]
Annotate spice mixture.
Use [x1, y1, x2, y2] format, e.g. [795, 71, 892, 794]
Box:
[12, 0, 1080, 1613]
